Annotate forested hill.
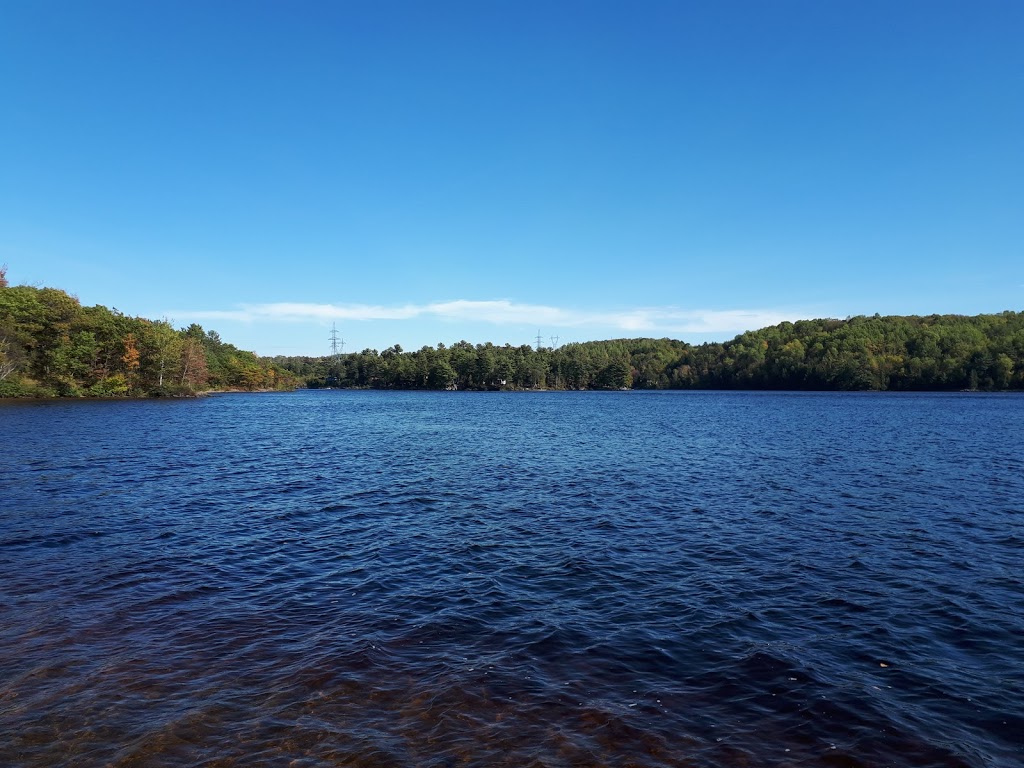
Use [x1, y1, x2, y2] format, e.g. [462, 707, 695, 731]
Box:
[273, 312, 1024, 392]
[678, 312, 1023, 390]
[0, 270, 297, 397]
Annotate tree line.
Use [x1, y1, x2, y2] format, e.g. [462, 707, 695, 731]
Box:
[3, 267, 1021, 396]
[272, 312, 1024, 392]
[0, 269, 297, 397]
[271, 336, 686, 392]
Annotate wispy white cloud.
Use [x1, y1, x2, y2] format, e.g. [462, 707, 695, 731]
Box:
[170, 299, 806, 335]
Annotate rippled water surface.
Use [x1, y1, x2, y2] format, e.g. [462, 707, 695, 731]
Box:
[1, 390, 1022, 767]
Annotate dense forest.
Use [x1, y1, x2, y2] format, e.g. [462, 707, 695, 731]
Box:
[2, 267, 1021, 396]
[0, 268, 297, 397]
[273, 312, 1024, 392]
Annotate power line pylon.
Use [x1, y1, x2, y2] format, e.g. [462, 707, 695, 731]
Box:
[329, 323, 343, 357]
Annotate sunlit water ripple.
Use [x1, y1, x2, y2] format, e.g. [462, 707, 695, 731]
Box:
[1, 390, 1022, 767]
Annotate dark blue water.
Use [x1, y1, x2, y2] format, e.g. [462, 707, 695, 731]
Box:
[1, 390, 1022, 767]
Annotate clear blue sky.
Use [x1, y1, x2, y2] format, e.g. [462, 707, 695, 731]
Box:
[2, 0, 1021, 356]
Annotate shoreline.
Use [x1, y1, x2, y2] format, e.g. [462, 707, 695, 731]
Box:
[5, 387, 1021, 404]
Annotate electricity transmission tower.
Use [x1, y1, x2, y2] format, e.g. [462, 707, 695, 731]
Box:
[536, 329, 544, 352]
[329, 323, 345, 357]
[549, 335, 560, 349]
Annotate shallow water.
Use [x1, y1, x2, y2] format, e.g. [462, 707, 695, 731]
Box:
[1, 390, 1022, 767]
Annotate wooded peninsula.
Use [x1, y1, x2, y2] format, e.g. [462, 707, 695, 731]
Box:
[0, 269, 297, 397]
[1, 269, 1021, 396]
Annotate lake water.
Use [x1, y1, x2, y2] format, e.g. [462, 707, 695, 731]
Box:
[1, 390, 1022, 767]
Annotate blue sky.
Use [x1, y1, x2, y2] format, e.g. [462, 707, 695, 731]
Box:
[2, 1, 1021, 356]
